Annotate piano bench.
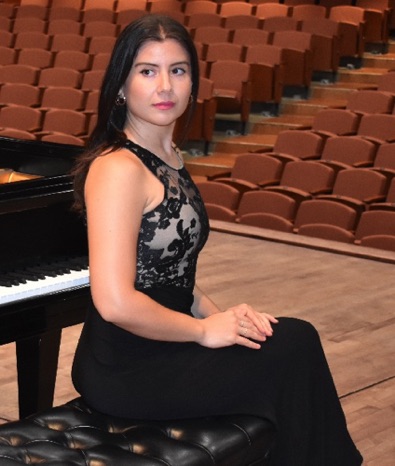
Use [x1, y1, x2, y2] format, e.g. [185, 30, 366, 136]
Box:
[0, 397, 275, 465]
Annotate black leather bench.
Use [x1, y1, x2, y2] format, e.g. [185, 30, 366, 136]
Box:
[0, 397, 275, 465]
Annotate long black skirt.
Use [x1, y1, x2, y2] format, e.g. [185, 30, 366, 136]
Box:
[72, 287, 363, 466]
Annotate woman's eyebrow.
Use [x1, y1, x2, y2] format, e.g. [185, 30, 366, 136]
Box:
[134, 60, 190, 68]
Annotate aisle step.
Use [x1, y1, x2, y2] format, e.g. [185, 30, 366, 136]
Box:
[251, 115, 313, 135]
[213, 133, 277, 154]
[337, 67, 389, 83]
[363, 52, 395, 69]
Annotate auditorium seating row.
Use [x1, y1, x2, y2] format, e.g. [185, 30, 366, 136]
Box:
[196, 173, 395, 251]
[0, 0, 391, 59]
[2, 67, 395, 148]
[0, 0, 394, 143]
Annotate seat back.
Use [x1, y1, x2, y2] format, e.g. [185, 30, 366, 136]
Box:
[205, 43, 243, 63]
[187, 13, 222, 28]
[272, 30, 312, 52]
[47, 19, 82, 34]
[184, 1, 218, 15]
[297, 224, 355, 243]
[232, 28, 271, 46]
[219, 1, 253, 17]
[300, 18, 339, 38]
[12, 17, 46, 33]
[209, 60, 250, 94]
[14, 31, 50, 50]
[82, 7, 115, 23]
[279, 161, 335, 193]
[0, 105, 42, 132]
[39, 67, 81, 88]
[244, 44, 283, 65]
[204, 204, 237, 222]
[376, 72, 395, 95]
[51, 33, 88, 53]
[273, 130, 324, 159]
[41, 87, 85, 110]
[237, 190, 296, 219]
[346, 90, 394, 115]
[196, 181, 241, 211]
[238, 213, 294, 232]
[320, 136, 376, 167]
[374, 143, 395, 172]
[81, 69, 105, 91]
[355, 210, 395, 240]
[294, 199, 357, 231]
[255, 4, 290, 19]
[262, 16, 300, 32]
[41, 109, 87, 136]
[357, 114, 395, 143]
[17, 48, 53, 68]
[0, 46, 16, 66]
[193, 26, 231, 44]
[291, 5, 327, 19]
[360, 234, 395, 252]
[332, 168, 387, 201]
[223, 15, 261, 30]
[230, 153, 283, 185]
[312, 108, 360, 136]
[0, 83, 41, 107]
[82, 21, 119, 38]
[48, 6, 81, 21]
[0, 64, 39, 85]
[53, 50, 91, 71]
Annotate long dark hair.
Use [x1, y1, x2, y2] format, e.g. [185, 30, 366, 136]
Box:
[72, 14, 200, 213]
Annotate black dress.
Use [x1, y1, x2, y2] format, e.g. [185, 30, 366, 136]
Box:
[72, 141, 363, 466]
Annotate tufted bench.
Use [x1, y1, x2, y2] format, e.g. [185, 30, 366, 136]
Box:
[0, 397, 275, 465]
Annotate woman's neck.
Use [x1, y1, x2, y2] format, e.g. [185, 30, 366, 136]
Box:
[124, 124, 182, 169]
[124, 124, 175, 160]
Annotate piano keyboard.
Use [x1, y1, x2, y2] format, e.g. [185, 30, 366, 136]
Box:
[0, 257, 89, 306]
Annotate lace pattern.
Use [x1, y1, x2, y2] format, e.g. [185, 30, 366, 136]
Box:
[124, 140, 209, 290]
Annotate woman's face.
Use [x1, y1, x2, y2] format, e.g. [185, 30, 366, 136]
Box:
[122, 38, 193, 131]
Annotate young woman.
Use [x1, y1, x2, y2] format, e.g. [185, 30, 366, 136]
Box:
[71, 14, 362, 465]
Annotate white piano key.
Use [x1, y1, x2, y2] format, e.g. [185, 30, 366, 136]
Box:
[0, 268, 89, 305]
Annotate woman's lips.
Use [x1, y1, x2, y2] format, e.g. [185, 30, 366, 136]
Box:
[154, 101, 175, 110]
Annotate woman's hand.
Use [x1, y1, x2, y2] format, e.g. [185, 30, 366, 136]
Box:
[198, 304, 278, 350]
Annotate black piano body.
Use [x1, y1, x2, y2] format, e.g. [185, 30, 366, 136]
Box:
[0, 136, 90, 419]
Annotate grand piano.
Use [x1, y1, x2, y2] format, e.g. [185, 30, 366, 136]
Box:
[0, 136, 90, 419]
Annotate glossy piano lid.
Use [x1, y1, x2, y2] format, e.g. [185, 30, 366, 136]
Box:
[0, 136, 84, 212]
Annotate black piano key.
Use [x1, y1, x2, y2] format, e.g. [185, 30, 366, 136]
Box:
[0, 255, 89, 291]
[3, 273, 28, 284]
[0, 278, 18, 287]
[30, 266, 58, 277]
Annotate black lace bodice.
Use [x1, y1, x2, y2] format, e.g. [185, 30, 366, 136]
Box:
[124, 140, 209, 290]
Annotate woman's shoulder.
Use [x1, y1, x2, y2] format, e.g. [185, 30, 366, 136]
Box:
[88, 146, 146, 180]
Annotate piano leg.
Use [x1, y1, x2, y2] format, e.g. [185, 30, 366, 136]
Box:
[16, 329, 61, 419]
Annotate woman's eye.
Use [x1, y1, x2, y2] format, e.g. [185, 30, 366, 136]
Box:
[172, 67, 186, 75]
[141, 68, 154, 76]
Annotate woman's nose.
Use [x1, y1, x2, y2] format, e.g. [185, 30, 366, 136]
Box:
[158, 72, 172, 92]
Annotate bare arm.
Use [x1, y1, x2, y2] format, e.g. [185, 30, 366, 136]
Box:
[85, 149, 204, 343]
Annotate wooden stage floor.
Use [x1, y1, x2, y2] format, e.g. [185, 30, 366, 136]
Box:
[0, 227, 394, 465]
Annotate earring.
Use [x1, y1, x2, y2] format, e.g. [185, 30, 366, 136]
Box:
[189, 94, 194, 105]
[115, 94, 126, 106]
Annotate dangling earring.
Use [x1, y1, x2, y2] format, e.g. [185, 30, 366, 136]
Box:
[189, 94, 194, 105]
[116, 94, 126, 106]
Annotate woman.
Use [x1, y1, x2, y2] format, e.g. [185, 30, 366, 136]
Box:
[72, 14, 362, 465]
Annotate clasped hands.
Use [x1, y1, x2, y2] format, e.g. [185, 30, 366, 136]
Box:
[199, 303, 279, 350]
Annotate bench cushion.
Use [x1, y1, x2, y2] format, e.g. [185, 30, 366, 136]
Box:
[0, 397, 275, 465]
